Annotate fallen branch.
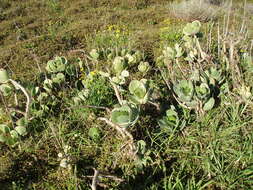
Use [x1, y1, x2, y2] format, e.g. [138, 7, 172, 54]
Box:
[9, 79, 31, 120]
[91, 168, 99, 190]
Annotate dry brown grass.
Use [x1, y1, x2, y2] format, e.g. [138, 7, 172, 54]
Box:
[170, 0, 229, 22]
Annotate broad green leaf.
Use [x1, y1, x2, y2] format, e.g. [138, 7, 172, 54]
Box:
[203, 97, 215, 111]
[15, 126, 27, 136]
[0, 69, 10, 83]
[0, 84, 13, 96]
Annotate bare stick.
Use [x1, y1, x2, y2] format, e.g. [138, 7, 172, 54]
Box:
[91, 168, 99, 190]
[98, 117, 126, 138]
[72, 105, 110, 113]
[111, 82, 123, 105]
[9, 79, 31, 120]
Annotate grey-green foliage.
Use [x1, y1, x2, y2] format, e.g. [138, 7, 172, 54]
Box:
[129, 79, 152, 104]
[183, 20, 201, 36]
[111, 103, 139, 128]
[173, 68, 222, 111]
[138, 61, 150, 73]
[158, 105, 179, 131]
[46, 56, 67, 73]
[0, 83, 13, 96]
[0, 69, 10, 83]
[0, 117, 27, 146]
[31, 56, 78, 116]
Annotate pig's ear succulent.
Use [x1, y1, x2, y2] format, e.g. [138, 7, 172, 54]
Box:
[163, 46, 176, 60]
[90, 49, 100, 60]
[204, 67, 224, 85]
[129, 79, 152, 104]
[203, 97, 215, 111]
[46, 56, 67, 73]
[173, 80, 194, 102]
[52, 73, 65, 84]
[111, 103, 139, 128]
[113, 56, 127, 75]
[138, 62, 150, 73]
[183, 20, 201, 36]
[0, 69, 10, 83]
[0, 84, 13, 96]
[195, 83, 211, 100]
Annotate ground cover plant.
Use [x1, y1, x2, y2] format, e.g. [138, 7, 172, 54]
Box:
[0, 0, 253, 189]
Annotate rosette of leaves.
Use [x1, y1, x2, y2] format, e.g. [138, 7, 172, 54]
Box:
[113, 56, 127, 75]
[111, 103, 139, 128]
[163, 46, 176, 60]
[46, 56, 67, 73]
[158, 106, 179, 132]
[72, 89, 89, 105]
[138, 62, 150, 73]
[183, 20, 201, 36]
[204, 67, 224, 85]
[173, 80, 195, 104]
[89, 49, 100, 60]
[0, 117, 27, 146]
[195, 82, 215, 110]
[0, 83, 13, 96]
[129, 79, 152, 104]
[51, 73, 65, 84]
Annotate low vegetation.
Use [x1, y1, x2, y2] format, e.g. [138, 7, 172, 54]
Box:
[0, 0, 253, 189]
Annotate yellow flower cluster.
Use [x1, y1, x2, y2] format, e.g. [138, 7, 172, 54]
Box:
[106, 24, 129, 38]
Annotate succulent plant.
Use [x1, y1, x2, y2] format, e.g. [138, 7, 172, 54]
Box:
[204, 67, 224, 85]
[46, 56, 67, 73]
[90, 49, 100, 60]
[0, 84, 13, 96]
[183, 20, 201, 36]
[43, 79, 54, 93]
[129, 79, 152, 104]
[163, 46, 176, 60]
[174, 43, 184, 58]
[203, 97, 215, 111]
[138, 62, 150, 73]
[195, 83, 211, 100]
[72, 89, 89, 105]
[113, 56, 127, 75]
[0, 69, 10, 83]
[111, 103, 139, 128]
[173, 80, 194, 103]
[158, 105, 179, 131]
[52, 73, 65, 84]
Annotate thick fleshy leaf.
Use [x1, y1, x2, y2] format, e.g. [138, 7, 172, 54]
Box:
[0, 69, 10, 83]
[111, 104, 139, 128]
[15, 126, 27, 136]
[0, 124, 11, 133]
[0, 84, 13, 96]
[88, 127, 100, 140]
[183, 20, 201, 36]
[90, 49, 99, 60]
[16, 117, 28, 127]
[138, 62, 150, 73]
[203, 97, 215, 111]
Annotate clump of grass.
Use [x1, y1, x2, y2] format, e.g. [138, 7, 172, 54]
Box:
[170, 0, 228, 22]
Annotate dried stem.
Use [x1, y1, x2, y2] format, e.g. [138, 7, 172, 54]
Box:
[9, 79, 31, 120]
[110, 81, 123, 105]
[91, 168, 99, 190]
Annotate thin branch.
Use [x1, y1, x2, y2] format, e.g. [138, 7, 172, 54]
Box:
[72, 105, 110, 113]
[98, 117, 126, 138]
[9, 79, 31, 120]
[91, 168, 99, 190]
[110, 81, 123, 105]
